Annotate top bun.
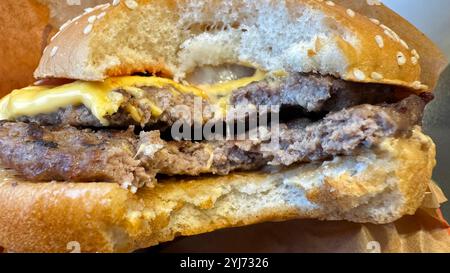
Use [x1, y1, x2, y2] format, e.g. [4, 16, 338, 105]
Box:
[34, 0, 427, 91]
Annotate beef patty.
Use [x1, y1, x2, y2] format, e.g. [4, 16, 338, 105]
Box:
[0, 95, 425, 189]
[17, 73, 403, 128]
[0, 122, 154, 190]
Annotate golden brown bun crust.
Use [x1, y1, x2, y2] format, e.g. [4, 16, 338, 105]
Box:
[36, 0, 110, 27]
[333, 0, 448, 91]
[35, 0, 427, 92]
[0, 129, 436, 252]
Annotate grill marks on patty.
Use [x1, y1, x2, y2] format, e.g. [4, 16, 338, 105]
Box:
[231, 73, 400, 113]
[0, 96, 425, 188]
[0, 73, 428, 189]
[17, 85, 214, 128]
[140, 95, 425, 176]
[0, 122, 153, 190]
[16, 73, 403, 128]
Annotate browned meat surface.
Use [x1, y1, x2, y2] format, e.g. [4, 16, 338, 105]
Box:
[0, 96, 425, 187]
[264, 95, 425, 166]
[15, 73, 400, 128]
[0, 122, 153, 190]
[17, 105, 109, 128]
[141, 95, 425, 175]
[230, 73, 399, 112]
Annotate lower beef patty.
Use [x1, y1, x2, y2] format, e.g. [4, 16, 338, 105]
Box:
[0, 122, 154, 190]
[0, 95, 425, 190]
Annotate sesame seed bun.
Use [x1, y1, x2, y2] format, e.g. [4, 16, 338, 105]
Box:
[35, 0, 428, 91]
[36, 0, 110, 27]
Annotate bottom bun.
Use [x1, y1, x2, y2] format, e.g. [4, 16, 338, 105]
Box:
[0, 127, 435, 253]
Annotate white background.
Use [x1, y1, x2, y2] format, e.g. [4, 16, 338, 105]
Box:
[383, 0, 450, 58]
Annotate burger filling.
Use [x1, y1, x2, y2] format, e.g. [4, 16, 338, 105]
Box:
[12, 73, 402, 128]
[0, 67, 430, 192]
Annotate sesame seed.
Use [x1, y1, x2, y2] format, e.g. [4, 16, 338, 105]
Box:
[397, 52, 406, 66]
[50, 33, 58, 41]
[411, 49, 420, 59]
[50, 46, 58, 57]
[60, 19, 72, 31]
[84, 8, 94, 13]
[325, 1, 335, 6]
[375, 35, 384, 48]
[367, 0, 381, 6]
[124, 0, 138, 9]
[412, 81, 425, 90]
[370, 18, 380, 25]
[371, 72, 383, 80]
[384, 30, 395, 41]
[346, 9, 355, 17]
[112, 0, 120, 6]
[88, 15, 97, 24]
[380, 24, 400, 42]
[411, 56, 418, 65]
[97, 12, 106, 19]
[353, 69, 366, 81]
[399, 39, 409, 50]
[83, 24, 93, 35]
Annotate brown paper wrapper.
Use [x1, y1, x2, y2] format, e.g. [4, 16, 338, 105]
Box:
[0, 1, 448, 253]
[160, 208, 450, 253]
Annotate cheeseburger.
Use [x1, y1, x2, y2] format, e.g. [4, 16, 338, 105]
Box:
[0, 0, 437, 252]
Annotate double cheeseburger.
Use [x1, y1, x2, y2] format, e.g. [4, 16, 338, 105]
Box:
[0, 0, 437, 252]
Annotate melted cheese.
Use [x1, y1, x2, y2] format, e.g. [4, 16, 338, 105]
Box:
[0, 82, 126, 125]
[199, 70, 266, 114]
[0, 72, 268, 125]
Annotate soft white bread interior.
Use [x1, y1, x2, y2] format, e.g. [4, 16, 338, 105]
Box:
[35, 0, 427, 91]
[0, 128, 435, 253]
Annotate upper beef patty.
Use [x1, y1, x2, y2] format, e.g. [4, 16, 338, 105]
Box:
[0, 95, 425, 189]
[17, 73, 401, 128]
